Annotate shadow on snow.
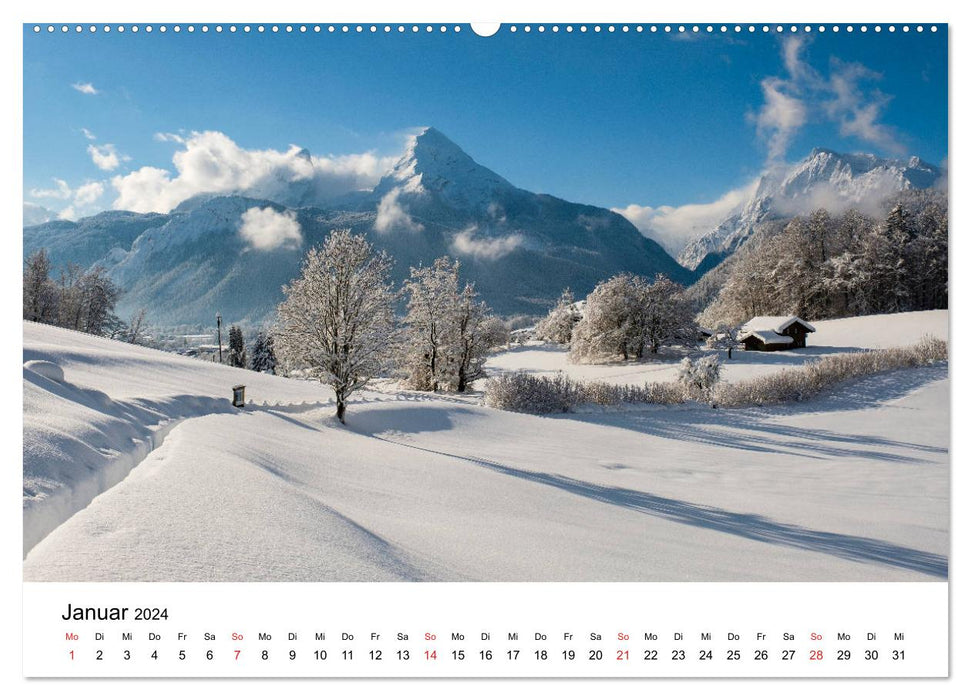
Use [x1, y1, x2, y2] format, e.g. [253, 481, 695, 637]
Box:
[563, 365, 947, 464]
[359, 433, 947, 579]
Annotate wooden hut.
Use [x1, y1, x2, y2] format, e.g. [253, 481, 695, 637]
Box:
[739, 316, 816, 351]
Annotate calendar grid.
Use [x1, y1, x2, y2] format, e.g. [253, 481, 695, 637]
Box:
[24, 582, 948, 678]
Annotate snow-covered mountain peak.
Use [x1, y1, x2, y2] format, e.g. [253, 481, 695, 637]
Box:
[788, 149, 933, 186]
[677, 147, 943, 271]
[374, 127, 515, 208]
[408, 127, 473, 166]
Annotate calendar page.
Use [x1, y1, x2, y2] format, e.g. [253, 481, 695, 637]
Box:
[20, 9, 951, 686]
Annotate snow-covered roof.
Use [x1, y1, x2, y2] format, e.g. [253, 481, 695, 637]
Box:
[742, 316, 816, 334]
[739, 330, 794, 345]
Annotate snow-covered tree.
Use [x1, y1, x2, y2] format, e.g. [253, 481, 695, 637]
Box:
[275, 229, 397, 423]
[402, 257, 460, 391]
[877, 204, 915, 313]
[705, 323, 743, 359]
[912, 200, 948, 309]
[453, 282, 495, 392]
[228, 325, 247, 368]
[479, 315, 511, 350]
[678, 355, 721, 402]
[570, 273, 695, 362]
[401, 256, 498, 392]
[249, 330, 277, 374]
[640, 274, 697, 354]
[569, 273, 640, 362]
[535, 288, 581, 345]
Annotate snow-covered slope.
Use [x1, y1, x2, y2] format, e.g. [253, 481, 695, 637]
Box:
[809, 310, 948, 349]
[22, 322, 331, 555]
[678, 149, 943, 271]
[23, 317, 947, 581]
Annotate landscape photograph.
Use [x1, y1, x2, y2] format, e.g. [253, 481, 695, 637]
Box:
[22, 24, 948, 582]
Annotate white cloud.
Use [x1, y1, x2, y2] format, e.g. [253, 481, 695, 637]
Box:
[374, 187, 423, 234]
[111, 167, 172, 212]
[487, 202, 507, 225]
[113, 130, 397, 213]
[29, 178, 72, 200]
[826, 60, 904, 154]
[782, 36, 818, 83]
[154, 132, 185, 144]
[81, 127, 97, 140]
[773, 170, 913, 219]
[238, 207, 303, 251]
[754, 77, 807, 163]
[614, 179, 760, 256]
[87, 144, 128, 171]
[72, 82, 98, 95]
[74, 181, 105, 206]
[449, 226, 524, 261]
[753, 37, 905, 161]
[28, 177, 109, 220]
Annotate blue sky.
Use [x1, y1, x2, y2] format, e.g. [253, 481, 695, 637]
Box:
[23, 23, 947, 243]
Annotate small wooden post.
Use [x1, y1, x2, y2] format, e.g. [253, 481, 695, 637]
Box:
[217, 313, 223, 364]
[232, 385, 246, 408]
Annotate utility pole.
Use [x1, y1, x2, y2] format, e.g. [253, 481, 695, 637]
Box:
[216, 313, 223, 364]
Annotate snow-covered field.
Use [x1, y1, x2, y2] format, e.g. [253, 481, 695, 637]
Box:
[23, 311, 948, 582]
[483, 310, 949, 387]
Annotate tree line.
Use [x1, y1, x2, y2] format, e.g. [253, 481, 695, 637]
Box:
[699, 190, 948, 328]
[22, 249, 147, 343]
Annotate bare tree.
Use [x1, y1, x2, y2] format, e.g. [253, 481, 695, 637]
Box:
[275, 229, 396, 423]
[55, 264, 122, 336]
[122, 309, 148, 344]
[705, 322, 743, 359]
[23, 249, 57, 323]
[23, 251, 127, 338]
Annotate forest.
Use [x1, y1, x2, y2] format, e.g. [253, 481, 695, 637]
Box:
[695, 189, 948, 329]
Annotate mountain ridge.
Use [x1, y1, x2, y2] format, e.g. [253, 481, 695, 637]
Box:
[24, 128, 693, 325]
[676, 148, 943, 271]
